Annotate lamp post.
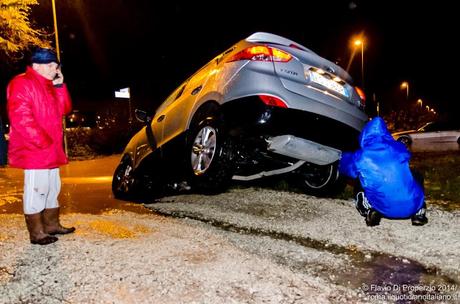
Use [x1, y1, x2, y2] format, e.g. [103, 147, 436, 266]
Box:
[354, 39, 364, 88]
[51, 0, 60, 61]
[417, 99, 423, 108]
[51, 0, 67, 155]
[400, 81, 409, 100]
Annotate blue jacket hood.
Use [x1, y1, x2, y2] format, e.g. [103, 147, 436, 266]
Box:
[359, 117, 394, 148]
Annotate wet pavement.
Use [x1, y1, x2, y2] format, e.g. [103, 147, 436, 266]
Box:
[0, 155, 150, 215]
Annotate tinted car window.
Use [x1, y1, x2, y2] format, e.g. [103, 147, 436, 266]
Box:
[424, 122, 460, 132]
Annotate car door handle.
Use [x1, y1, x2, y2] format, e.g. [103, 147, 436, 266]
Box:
[157, 115, 165, 122]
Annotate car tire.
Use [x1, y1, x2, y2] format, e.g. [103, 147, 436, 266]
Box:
[186, 110, 234, 193]
[112, 156, 141, 200]
[297, 161, 345, 196]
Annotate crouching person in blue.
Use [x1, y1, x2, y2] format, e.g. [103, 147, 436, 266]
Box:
[339, 117, 428, 226]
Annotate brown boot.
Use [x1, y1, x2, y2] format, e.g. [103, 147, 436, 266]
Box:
[43, 207, 76, 235]
[24, 213, 58, 245]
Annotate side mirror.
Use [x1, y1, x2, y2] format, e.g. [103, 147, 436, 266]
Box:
[134, 109, 152, 124]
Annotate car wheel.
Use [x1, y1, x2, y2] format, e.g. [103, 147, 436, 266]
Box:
[297, 161, 345, 196]
[187, 114, 234, 193]
[112, 156, 139, 199]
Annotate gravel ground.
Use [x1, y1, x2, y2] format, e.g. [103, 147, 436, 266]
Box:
[0, 210, 364, 304]
[148, 188, 460, 285]
[1, 187, 459, 303]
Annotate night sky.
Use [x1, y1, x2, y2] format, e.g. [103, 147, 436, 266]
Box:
[1, 0, 459, 118]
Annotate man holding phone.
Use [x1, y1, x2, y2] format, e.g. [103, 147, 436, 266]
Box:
[7, 47, 75, 245]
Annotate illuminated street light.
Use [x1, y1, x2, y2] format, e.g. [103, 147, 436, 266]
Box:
[417, 99, 423, 107]
[400, 81, 409, 100]
[354, 39, 365, 88]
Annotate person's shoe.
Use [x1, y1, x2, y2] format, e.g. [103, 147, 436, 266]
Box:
[411, 205, 428, 226]
[43, 207, 76, 235]
[48, 226, 76, 235]
[24, 213, 59, 245]
[30, 235, 58, 245]
[355, 192, 371, 217]
[366, 209, 382, 227]
[411, 215, 428, 226]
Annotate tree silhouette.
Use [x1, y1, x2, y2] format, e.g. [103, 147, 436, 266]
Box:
[0, 0, 50, 61]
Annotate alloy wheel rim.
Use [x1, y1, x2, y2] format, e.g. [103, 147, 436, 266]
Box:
[118, 163, 133, 192]
[191, 126, 217, 175]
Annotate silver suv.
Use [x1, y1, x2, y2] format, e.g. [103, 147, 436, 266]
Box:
[112, 32, 368, 199]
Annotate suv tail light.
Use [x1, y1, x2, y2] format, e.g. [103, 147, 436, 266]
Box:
[354, 86, 366, 108]
[258, 95, 288, 108]
[228, 46, 292, 63]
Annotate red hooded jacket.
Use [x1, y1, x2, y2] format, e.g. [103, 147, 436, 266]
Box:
[7, 66, 72, 169]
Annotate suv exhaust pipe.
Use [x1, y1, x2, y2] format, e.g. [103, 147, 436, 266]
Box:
[267, 135, 341, 166]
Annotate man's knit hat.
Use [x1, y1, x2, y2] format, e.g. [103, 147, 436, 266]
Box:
[30, 48, 59, 64]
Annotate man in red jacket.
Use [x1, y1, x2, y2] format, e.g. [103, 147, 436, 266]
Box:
[7, 48, 75, 245]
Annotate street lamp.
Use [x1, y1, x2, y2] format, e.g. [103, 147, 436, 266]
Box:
[354, 39, 364, 88]
[400, 81, 409, 100]
[51, 0, 67, 154]
[417, 99, 423, 107]
[51, 0, 61, 61]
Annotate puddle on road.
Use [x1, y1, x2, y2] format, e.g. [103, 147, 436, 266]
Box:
[275, 232, 457, 297]
[152, 209, 459, 300]
[255, 230, 456, 299]
[333, 252, 458, 301]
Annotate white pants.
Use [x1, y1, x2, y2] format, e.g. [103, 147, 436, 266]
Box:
[23, 168, 61, 215]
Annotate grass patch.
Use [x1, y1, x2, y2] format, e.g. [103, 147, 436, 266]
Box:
[411, 151, 460, 208]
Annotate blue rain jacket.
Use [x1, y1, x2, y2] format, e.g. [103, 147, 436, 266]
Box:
[339, 117, 424, 218]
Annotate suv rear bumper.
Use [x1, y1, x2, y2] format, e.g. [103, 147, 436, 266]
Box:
[222, 96, 362, 152]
